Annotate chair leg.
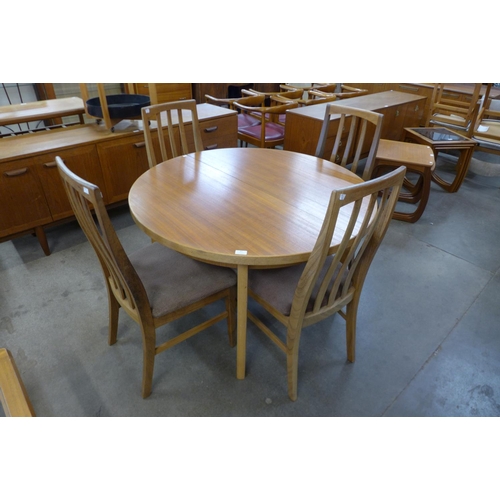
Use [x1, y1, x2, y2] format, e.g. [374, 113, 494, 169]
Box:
[226, 286, 237, 348]
[286, 326, 302, 401]
[106, 286, 120, 346]
[141, 324, 156, 399]
[345, 296, 360, 363]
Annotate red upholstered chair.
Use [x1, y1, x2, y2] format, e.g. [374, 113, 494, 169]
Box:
[233, 99, 299, 148]
[205, 93, 265, 130]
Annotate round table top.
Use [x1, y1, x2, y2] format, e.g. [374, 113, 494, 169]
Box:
[129, 148, 365, 267]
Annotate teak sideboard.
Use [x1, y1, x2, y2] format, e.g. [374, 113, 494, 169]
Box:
[0, 103, 237, 255]
[284, 91, 427, 158]
[344, 84, 500, 125]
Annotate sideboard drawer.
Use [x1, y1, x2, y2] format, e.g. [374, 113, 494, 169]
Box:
[200, 115, 237, 150]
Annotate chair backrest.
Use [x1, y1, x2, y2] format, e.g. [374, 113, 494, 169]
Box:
[475, 84, 497, 123]
[315, 103, 384, 180]
[474, 86, 500, 142]
[288, 166, 406, 331]
[55, 156, 150, 323]
[425, 83, 482, 137]
[141, 99, 203, 168]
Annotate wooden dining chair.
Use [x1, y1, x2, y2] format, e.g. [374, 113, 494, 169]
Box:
[233, 99, 298, 148]
[56, 157, 237, 399]
[473, 87, 500, 155]
[277, 84, 337, 106]
[141, 99, 204, 168]
[425, 83, 483, 138]
[205, 94, 239, 109]
[247, 166, 406, 401]
[315, 103, 384, 180]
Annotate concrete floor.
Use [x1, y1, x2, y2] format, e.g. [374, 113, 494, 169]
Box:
[1, 150, 500, 417]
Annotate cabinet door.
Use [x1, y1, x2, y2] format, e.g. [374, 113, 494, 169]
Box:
[133, 83, 192, 104]
[402, 101, 425, 129]
[35, 144, 106, 221]
[97, 133, 149, 204]
[0, 158, 52, 238]
[381, 105, 406, 141]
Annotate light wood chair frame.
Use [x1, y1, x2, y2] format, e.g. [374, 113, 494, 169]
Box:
[0, 348, 36, 417]
[205, 94, 239, 109]
[56, 157, 236, 398]
[309, 85, 369, 101]
[315, 103, 384, 180]
[473, 85, 500, 154]
[141, 99, 203, 169]
[425, 83, 483, 138]
[248, 167, 406, 400]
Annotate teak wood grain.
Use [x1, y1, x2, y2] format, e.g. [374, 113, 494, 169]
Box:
[129, 148, 367, 379]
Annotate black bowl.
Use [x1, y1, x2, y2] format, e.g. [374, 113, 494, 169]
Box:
[86, 94, 150, 119]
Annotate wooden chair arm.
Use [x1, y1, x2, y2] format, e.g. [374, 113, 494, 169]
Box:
[205, 94, 238, 109]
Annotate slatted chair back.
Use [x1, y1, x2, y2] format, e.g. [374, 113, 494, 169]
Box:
[315, 103, 384, 180]
[56, 156, 147, 323]
[141, 99, 203, 168]
[425, 83, 483, 137]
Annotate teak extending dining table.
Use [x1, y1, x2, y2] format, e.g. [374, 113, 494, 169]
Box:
[128, 148, 367, 379]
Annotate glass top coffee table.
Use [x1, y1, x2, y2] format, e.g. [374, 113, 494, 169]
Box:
[404, 127, 477, 192]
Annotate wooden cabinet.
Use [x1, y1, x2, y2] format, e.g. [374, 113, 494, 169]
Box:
[131, 83, 192, 104]
[0, 157, 52, 238]
[98, 133, 149, 204]
[35, 144, 106, 220]
[284, 91, 426, 158]
[0, 103, 237, 254]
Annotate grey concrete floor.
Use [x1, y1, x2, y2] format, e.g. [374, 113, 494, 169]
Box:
[1, 150, 500, 417]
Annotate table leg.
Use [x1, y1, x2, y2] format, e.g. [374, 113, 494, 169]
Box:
[236, 264, 248, 380]
[431, 147, 475, 193]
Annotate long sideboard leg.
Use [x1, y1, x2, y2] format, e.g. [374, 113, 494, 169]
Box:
[34, 226, 51, 256]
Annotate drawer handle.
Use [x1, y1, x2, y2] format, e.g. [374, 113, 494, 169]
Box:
[134, 142, 146, 148]
[4, 167, 28, 177]
[43, 160, 59, 168]
[204, 126, 218, 133]
[205, 144, 218, 150]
